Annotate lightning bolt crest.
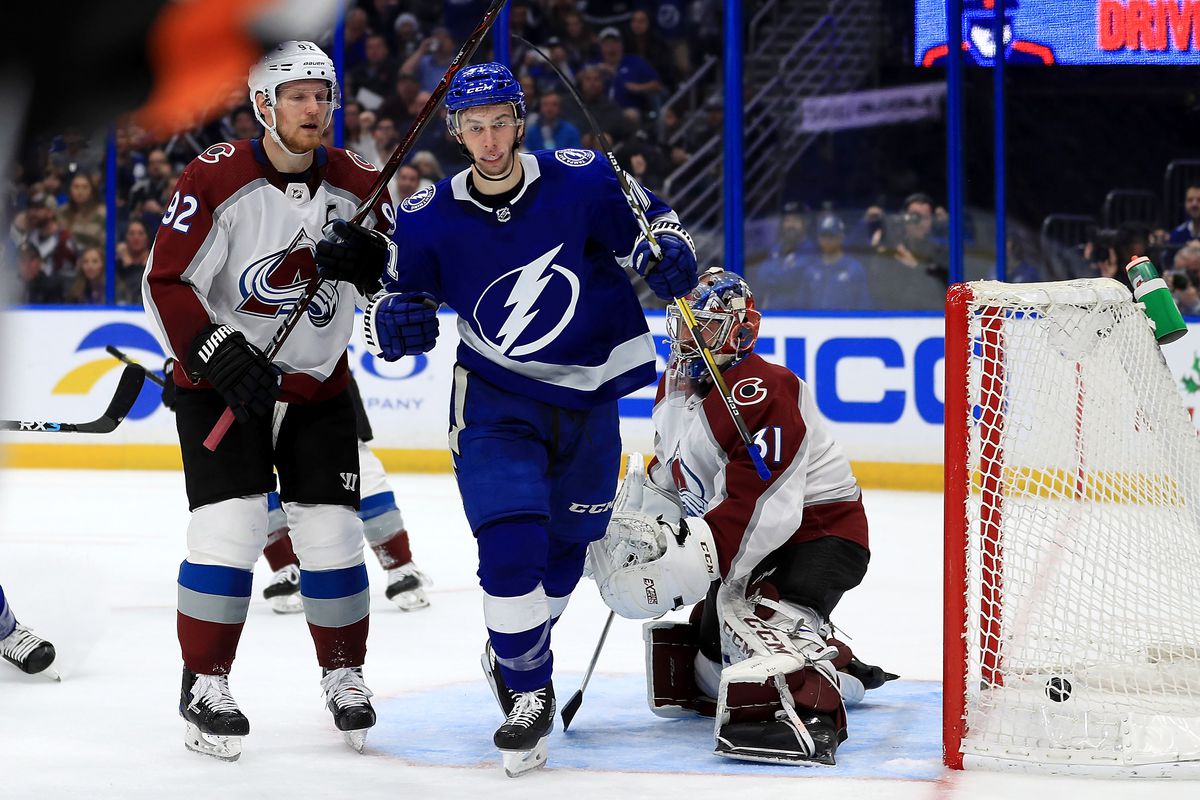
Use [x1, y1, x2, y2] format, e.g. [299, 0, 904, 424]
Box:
[495, 245, 564, 355]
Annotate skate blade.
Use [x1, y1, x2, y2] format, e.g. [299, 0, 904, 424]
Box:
[500, 736, 549, 778]
[714, 739, 835, 767]
[40, 666, 62, 682]
[184, 722, 242, 762]
[267, 594, 304, 614]
[389, 589, 430, 612]
[343, 729, 368, 753]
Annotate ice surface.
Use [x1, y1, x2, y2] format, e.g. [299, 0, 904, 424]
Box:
[0, 471, 1196, 798]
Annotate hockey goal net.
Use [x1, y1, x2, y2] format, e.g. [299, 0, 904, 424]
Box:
[944, 278, 1200, 777]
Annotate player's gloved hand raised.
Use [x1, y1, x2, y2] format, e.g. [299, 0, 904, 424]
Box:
[363, 292, 440, 361]
[632, 220, 699, 301]
[316, 219, 397, 296]
[186, 324, 281, 423]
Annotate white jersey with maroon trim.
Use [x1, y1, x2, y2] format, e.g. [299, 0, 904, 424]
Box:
[648, 354, 862, 581]
[143, 139, 394, 403]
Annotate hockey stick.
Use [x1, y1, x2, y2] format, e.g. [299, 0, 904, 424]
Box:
[0, 364, 146, 434]
[561, 610, 614, 731]
[203, 0, 511, 452]
[105, 345, 167, 387]
[518, 37, 771, 481]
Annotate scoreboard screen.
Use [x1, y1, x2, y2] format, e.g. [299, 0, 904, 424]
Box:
[915, 1, 1200, 66]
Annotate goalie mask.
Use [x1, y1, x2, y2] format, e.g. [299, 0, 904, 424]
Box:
[666, 267, 762, 382]
[248, 41, 340, 158]
[588, 512, 719, 619]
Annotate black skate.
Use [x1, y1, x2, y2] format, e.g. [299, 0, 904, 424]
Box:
[481, 640, 516, 716]
[384, 562, 430, 611]
[715, 710, 846, 767]
[180, 668, 249, 761]
[0, 624, 58, 679]
[494, 683, 555, 778]
[321, 666, 376, 753]
[263, 564, 303, 614]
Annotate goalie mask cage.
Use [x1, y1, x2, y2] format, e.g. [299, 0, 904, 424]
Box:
[943, 279, 1200, 778]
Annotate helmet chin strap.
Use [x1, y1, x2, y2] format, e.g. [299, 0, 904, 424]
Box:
[471, 148, 519, 183]
[263, 104, 317, 159]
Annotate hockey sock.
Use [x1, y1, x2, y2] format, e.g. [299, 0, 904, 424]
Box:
[360, 491, 412, 569]
[0, 584, 16, 640]
[299, 564, 370, 669]
[478, 518, 553, 692]
[176, 561, 252, 675]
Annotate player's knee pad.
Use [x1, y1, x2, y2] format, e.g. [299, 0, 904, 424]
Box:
[186, 495, 269, 570]
[360, 491, 404, 546]
[476, 516, 549, 597]
[287, 503, 365, 571]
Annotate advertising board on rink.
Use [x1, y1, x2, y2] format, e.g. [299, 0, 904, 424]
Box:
[6, 306, 1200, 490]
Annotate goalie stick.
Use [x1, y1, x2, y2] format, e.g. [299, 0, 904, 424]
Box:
[203, 0, 511, 452]
[560, 610, 614, 731]
[518, 36, 771, 482]
[0, 364, 146, 434]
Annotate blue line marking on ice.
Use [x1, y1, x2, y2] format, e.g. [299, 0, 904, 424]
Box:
[371, 675, 943, 779]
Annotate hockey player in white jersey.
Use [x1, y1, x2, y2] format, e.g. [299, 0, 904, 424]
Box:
[364, 62, 698, 776]
[143, 41, 393, 760]
[589, 268, 895, 765]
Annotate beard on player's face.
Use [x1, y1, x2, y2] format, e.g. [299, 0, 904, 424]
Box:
[278, 111, 326, 153]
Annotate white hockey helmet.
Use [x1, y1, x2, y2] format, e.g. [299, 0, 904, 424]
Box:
[248, 41, 340, 155]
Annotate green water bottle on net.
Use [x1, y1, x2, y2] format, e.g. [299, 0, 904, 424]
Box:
[1124, 256, 1187, 344]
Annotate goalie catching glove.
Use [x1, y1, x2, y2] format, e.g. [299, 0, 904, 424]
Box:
[315, 219, 397, 297]
[186, 324, 281, 423]
[632, 219, 699, 302]
[363, 292, 440, 360]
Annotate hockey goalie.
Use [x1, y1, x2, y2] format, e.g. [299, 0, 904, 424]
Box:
[588, 268, 895, 766]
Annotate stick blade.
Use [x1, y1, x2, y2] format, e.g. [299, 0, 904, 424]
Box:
[560, 689, 584, 731]
[89, 364, 146, 432]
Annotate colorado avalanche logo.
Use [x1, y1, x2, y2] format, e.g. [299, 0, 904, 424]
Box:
[237, 229, 337, 328]
[199, 142, 236, 164]
[473, 244, 579, 358]
[554, 149, 595, 167]
[401, 185, 436, 213]
[669, 453, 707, 516]
[346, 150, 378, 171]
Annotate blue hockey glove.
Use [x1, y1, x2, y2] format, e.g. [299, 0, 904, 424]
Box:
[363, 292, 440, 361]
[316, 219, 398, 296]
[632, 220, 699, 301]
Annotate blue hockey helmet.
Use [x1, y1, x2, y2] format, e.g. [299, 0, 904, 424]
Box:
[445, 62, 526, 135]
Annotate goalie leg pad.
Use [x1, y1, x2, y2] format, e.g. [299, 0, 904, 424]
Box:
[642, 621, 716, 718]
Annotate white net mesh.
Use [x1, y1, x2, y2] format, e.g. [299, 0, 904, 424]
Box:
[958, 279, 1200, 771]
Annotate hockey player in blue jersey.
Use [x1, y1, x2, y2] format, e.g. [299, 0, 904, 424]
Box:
[0, 584, 57, 678]
[361, 62, 699, 777]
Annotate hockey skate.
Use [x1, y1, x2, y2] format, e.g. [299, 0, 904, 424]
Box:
[180, 669, 249, 762]
[384, 562, 430, 611]
[481, 640, 516, 716]
[494, 683, 554, 778]
[263, 564, 303, 614]
[321, 666, 376, 753]
[715, 710, 846, 766]
[0, 624, 58, 680]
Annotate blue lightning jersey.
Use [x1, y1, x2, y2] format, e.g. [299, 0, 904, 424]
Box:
[385, 149, 675, 408]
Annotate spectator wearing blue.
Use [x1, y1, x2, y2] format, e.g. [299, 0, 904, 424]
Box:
[523, 92, 583, 152]
[797, 215, 871, 310]
[592, 26, 663, 116]
[1169, 183, 1200, 244]
[401, 28, 457, 94]
[754, 201, 816, 309]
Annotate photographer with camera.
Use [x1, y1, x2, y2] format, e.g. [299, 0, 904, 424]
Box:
[867, 193, 948, 310]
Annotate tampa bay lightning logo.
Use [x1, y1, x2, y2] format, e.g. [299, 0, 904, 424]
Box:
[401, 185, 436, 213]
[237, 229, 337, 328]
[473, 244, 579, 358]
[554, 149, 595, 167]
[669, 452, 707, 516]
